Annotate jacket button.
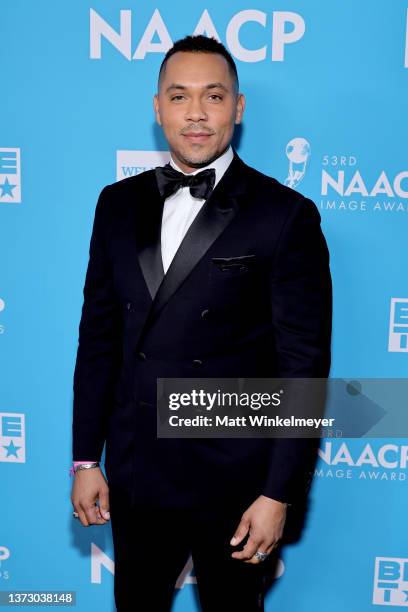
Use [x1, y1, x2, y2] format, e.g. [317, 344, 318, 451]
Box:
[201, 309, 210, 319]
[192, 359, 202, 367]
[137, 351, 147, 361]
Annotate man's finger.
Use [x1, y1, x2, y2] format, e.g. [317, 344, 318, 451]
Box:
[229, 516, 250, 546]
[243, 541, 277, 564]
[232, 537, 277, 563]
[81, 501, 99, 525]
[231, 534, 262, 561]
[76, 507, 89, 527]
[99, 490, 110, 520]
[90, 501, 111, 525]
[92, 504, 107, 524]
[89, 504, 106, 525]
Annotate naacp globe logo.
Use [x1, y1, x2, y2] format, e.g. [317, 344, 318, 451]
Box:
[284, 138, 311, 188]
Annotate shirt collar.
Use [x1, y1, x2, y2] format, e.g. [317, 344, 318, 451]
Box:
[169, 145, 234, 189]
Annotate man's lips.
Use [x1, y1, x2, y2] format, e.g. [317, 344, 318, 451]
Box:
[182, 133, 213, 142]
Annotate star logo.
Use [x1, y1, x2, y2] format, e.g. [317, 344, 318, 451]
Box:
[2, 439, 21, 458]
[0, 177, 17, 198]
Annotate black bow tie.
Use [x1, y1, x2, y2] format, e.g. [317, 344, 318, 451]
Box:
[155, 164, 216, 200]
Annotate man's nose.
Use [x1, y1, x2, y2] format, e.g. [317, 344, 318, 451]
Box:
[184, 98, 208, 122]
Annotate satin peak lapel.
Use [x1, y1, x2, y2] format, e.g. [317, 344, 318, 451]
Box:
[136, 185, 165, 300]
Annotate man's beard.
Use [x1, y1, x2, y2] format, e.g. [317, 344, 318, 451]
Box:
[176, 143, 229, 169]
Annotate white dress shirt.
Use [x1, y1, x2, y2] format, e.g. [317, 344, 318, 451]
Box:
[160, 145, 234, 273]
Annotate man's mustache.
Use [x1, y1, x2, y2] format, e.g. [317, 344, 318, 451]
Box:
[180, 126, 215, 135]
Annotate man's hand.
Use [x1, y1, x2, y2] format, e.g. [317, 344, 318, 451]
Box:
[229, 495, 287, 564]
[71, 467, 110, 527]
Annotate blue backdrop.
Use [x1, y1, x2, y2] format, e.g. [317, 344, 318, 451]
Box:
[1, 1, 407, 609]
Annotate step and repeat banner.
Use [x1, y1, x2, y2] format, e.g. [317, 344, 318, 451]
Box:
[1, 1, 407, 610]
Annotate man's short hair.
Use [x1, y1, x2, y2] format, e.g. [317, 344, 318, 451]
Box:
[158, 34, 239, 93]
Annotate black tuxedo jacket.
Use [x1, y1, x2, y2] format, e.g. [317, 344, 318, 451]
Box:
[72, 149, 332, 510]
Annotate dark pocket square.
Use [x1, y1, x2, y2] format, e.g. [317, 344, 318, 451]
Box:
[211, 254, 256, 272]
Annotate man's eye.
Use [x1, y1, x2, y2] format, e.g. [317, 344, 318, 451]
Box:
[171, 95, 185, 101]
[209, 95, 223, 101]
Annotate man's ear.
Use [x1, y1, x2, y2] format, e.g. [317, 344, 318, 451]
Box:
[153, 94, 162, 126]
[235, 93, 245, 125]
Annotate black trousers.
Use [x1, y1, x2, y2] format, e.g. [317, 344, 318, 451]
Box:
[110, 492, 279, 611]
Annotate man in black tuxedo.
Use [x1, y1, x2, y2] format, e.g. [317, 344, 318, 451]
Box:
[71, 35, 332, 611]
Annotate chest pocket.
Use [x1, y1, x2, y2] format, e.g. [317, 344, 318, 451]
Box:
[210, 254, 256, 278]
